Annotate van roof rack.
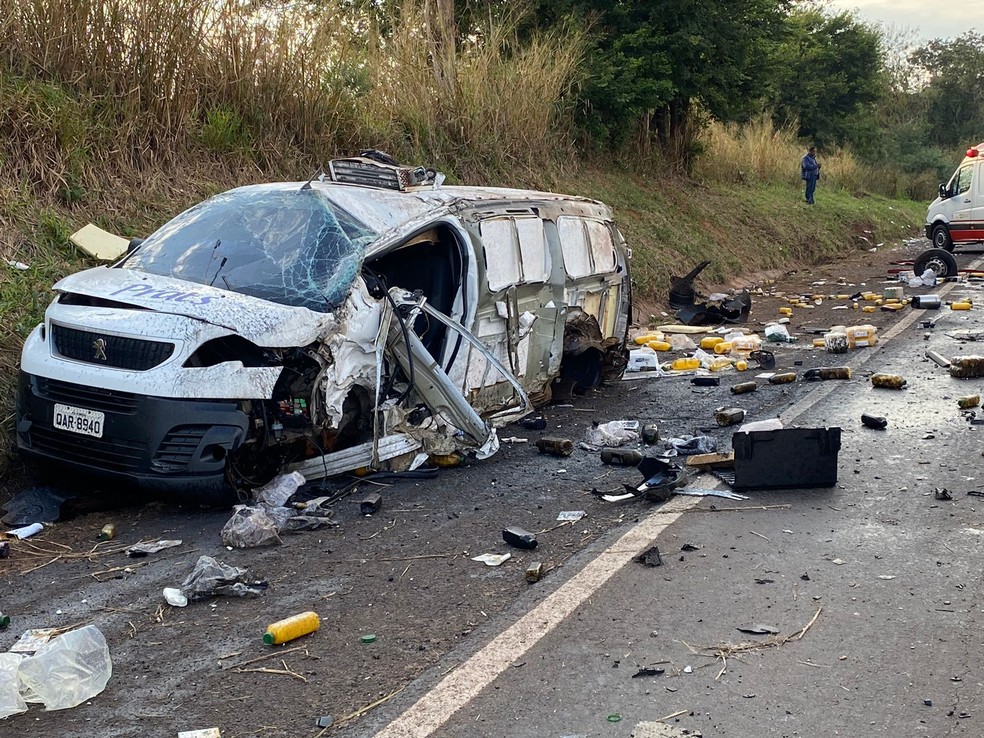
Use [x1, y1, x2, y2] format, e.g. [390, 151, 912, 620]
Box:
[328, 153, 439, 191]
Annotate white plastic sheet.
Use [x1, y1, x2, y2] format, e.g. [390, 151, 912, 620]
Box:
[17, 626, 111, 711]
[0, 653, 27, 719]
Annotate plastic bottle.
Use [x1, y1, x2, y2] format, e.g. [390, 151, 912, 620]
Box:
[646, 340, 672, 352]
[913, 295, 941, 309]
[633, 334, 663, 345]
[871, 373, 906, 389]
[713, 341, 733, 355]
[731, 381, 758, 394]
[731, 335, 761, 355]
[700, 336, 724, 350]
[671, 357, 700, 371]
[264, 611, 320, 645]
[707, 357, 734, 371]
[824, 331, 848, 353]
[734, 360, 748, 371]
[97, 524, 115, 542]
[642, 424, 660, 444]
[952, 301, 972, 311]
[861, 413, 888, 430]
[778, 307, 793, 316]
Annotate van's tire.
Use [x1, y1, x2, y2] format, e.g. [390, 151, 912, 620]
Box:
[932, 224, 953, 251]
[913, 248, 958, 279]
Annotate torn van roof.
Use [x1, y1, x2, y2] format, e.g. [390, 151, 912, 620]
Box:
[311, 181, 613, 235]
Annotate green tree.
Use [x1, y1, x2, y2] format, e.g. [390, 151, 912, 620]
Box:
[909, 32, 984, 148]
[772, 9, 882, 148]
[524, 0, 788, 165]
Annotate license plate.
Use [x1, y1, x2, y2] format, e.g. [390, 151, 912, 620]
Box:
[53, 403, 105, 438]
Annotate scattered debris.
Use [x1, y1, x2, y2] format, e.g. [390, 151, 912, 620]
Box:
[126, 540, 183, 558]
[583, 420, 640, 450]
[525, 562, 544, 583]
[681, 543, 700, 552]
[221, 506, 283, 549]
[958, 395, 981, 409]
[673, 488, 748, 500]
[861, 413, 888, 430]
[4, 258, 30, 271]
[601, 448, 644, 466]
[502, 527, 537, 550]
[714, 407, 746, 427]
[950, 357, 984, 379]
[556, 511, 586, 522]
[631, 666, 666, 678]
[934, 488, 953, 501]
[636, 546, 664, 567]
[535, 437, 574, 457]
[1, 487, 72, 526]
[360, 493, 383, 515]
[315, 716, 334, 729]
[9, 628, 58, 653]
[178, 729, 222, 738]
[685, 451, 735, 470]
[518, 416, 547, 430]
[669, 260, 750, 325]
[702, 607, 822, 681]
[736, 625, 780, 636]
[871, 373, 906, 389]
[164, 555, 268, 608]
[471, 553, 511, 567]
[5, 523, 43, 540]
[16, 625, 112, 712]
[926, 350, 950, 367]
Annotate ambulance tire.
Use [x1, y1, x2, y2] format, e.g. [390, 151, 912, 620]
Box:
[914, 248, 958, 280]
[932, 224, 953, 251]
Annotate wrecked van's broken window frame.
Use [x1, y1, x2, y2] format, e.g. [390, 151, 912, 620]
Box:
[119, 186, 377, 312]
[557, 215, 617, 278]
[478, 216, 549, 290]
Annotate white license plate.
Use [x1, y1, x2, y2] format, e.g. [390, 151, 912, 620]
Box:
[53, 403, 105, 438]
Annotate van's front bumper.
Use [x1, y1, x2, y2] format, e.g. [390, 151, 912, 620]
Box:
[15, 371, 249, 495]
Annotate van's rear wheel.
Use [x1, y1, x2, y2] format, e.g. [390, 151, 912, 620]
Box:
[932, 224, 953, 251]
[914, 248, 958, 279]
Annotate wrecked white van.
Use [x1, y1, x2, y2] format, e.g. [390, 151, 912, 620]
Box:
[16, 156, 630, 497]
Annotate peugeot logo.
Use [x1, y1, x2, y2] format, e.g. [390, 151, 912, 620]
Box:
[92, 338, 108, 361]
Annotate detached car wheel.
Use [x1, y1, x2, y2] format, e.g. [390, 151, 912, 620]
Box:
[914, 248, 958, 280]
[932, 224, 953, 251]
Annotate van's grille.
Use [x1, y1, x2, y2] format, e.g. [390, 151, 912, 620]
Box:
[35, 377, 139, 415]
[27, 426, 147, 473]
[51, 323, 174, 371]
[152, 425, 210, 470]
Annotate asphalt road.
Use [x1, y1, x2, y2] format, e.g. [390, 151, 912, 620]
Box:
[2, 242, 983, 738]
[350, 258, 984, 738]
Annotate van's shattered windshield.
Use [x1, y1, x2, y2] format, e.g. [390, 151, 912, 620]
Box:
[121, 186, 378, 312]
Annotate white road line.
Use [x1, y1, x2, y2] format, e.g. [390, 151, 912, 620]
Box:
[371, 494, 700, 738]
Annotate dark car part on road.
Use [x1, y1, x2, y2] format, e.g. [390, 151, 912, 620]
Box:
[669, 260, 752, 325]
[732, 427, 841, 490]
[861, 413, 889, 430]
[749, 350, 775, 369]
[692, 376, 720, 387]
[502, 526, 537, 549]
[636, 545, 663, 567]
[518, 416, 547, 431]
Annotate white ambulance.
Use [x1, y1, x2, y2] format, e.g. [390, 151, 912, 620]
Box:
[926, 142, 984, 250]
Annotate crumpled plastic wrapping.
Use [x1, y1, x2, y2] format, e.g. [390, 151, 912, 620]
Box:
[0, 653, 27, 719]
[221, 505, 282, 548]
[179, 555, 268, 602]
[663, 435, 717, 456]
[582, 421, 640, 450]
[17, 626, 111, 711]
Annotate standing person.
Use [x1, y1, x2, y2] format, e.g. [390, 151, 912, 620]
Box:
[801, 145, 821, 205]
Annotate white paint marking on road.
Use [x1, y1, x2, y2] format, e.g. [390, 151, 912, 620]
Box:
[371, 494, 701, 738]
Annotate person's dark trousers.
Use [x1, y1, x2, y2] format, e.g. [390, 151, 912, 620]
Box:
[805, 178, 817, 204]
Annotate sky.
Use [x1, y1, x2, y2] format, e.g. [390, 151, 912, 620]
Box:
[824, 0, 976, 42]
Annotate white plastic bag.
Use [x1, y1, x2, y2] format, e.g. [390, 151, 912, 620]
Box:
[0, 653, 27, 719]
[583, 421, 640, 450]
[220, 505, 282, 548]
[17, 625, 111, 711]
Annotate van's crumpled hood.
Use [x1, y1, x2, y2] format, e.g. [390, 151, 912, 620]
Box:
[53, 267, 334, 346]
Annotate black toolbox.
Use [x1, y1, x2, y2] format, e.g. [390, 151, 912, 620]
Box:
[732, 427, 841, 490]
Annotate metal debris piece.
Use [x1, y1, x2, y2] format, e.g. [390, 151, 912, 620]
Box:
[672, 487, 748, 501]
[631, 666, 666, 678]
[737, 624, 780, 635]
[636, 546, 663, 567]
[934, 488, 953, 501]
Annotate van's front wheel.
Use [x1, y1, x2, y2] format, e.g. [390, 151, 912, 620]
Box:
[932, 224, 953, 251]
